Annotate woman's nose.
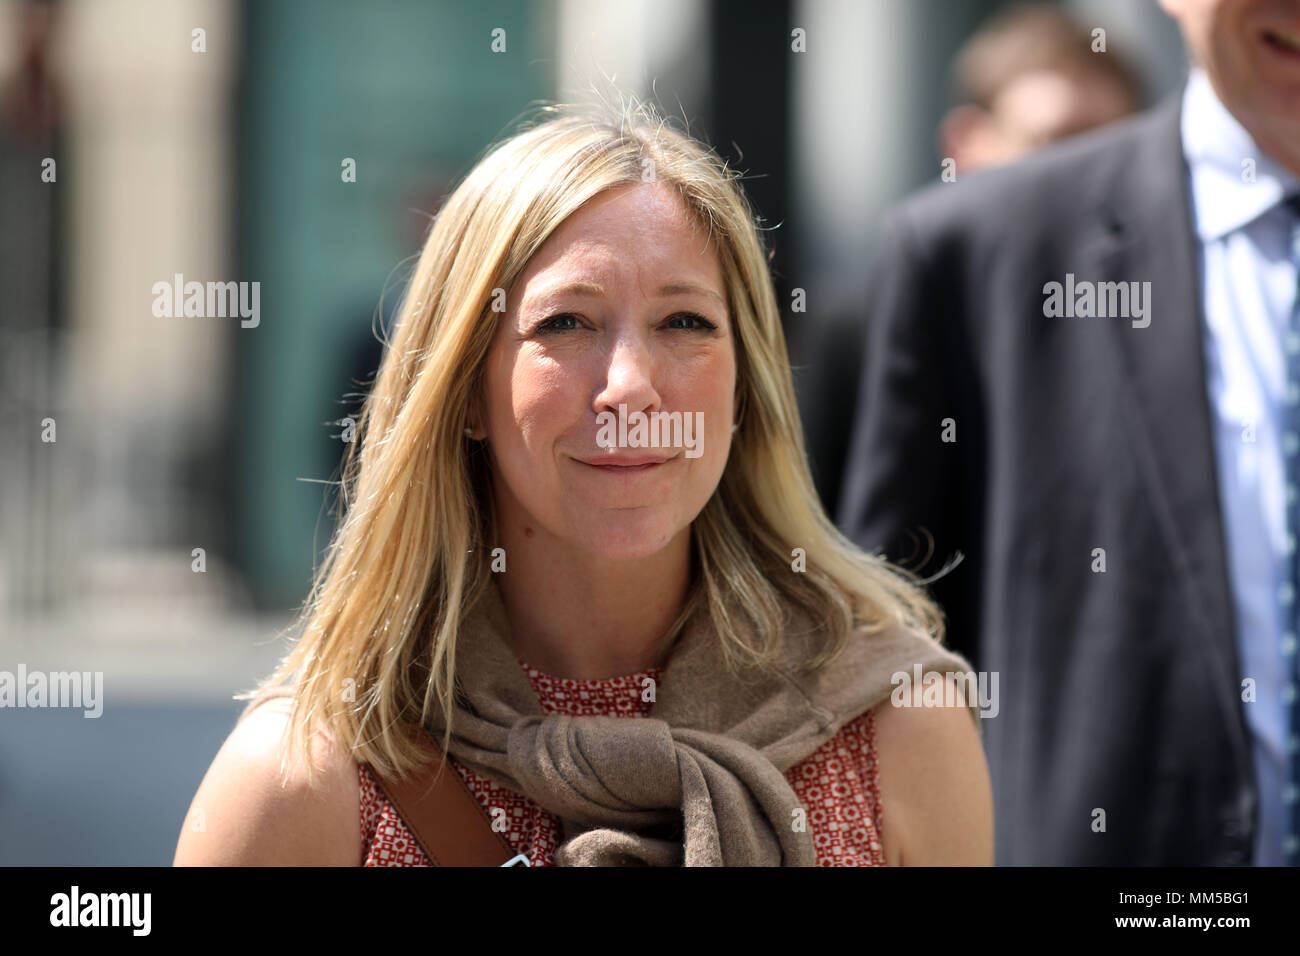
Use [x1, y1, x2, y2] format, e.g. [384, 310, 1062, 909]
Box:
[595, 334, 660, 413]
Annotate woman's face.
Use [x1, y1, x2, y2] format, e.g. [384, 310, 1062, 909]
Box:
[475, 181, 736, 561]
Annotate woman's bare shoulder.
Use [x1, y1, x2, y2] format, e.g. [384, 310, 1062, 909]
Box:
[173, 696, 362, 866]
[870, 681, 994, 866]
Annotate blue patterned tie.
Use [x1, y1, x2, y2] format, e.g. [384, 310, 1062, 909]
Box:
[1285, 193, 1300, 865]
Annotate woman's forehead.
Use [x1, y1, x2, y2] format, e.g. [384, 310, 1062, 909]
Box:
[520, 184, 722, 290]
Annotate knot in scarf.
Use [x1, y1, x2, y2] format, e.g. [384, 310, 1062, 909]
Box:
[429, 581, 978, 866]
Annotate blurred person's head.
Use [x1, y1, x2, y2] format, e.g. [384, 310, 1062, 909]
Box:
[940, 3, 1141, 173]
[252, 97, 943, 780]
[1159, 0, 1300, 174]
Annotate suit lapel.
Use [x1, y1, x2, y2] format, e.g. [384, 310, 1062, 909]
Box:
[1090, 94, 1245, 733]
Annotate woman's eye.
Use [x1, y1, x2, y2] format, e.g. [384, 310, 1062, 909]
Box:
[536, 313, 581, 333]
[534, 312, 717, 334]
[665, 312, 717, 331]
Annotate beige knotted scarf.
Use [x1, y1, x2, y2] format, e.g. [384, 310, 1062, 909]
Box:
[428, 580, 980, 866]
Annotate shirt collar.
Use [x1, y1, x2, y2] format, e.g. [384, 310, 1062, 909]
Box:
[1180, 68, 1300, 241]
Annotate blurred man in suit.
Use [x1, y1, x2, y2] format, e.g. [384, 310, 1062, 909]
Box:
[800, 3, 1139, 516]
[839, 0, 1300, 865]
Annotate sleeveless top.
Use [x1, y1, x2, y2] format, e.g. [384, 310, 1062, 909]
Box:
[359, 656, 887, 866]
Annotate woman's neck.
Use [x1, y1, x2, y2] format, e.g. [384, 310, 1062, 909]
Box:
[490, 513, 692, 681]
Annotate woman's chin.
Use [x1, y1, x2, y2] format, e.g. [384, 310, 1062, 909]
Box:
[566, 514, 686, 562]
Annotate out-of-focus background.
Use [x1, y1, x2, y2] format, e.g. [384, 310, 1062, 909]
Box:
[0, 0, 1184, 864]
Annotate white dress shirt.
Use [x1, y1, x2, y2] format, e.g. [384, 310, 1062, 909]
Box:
[1181, 68, 1300, 866]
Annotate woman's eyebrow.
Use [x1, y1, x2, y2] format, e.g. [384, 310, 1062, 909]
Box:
[533, 280, 604, 299]
[529, 280, 725, 304]
[657, 282, 726, 305]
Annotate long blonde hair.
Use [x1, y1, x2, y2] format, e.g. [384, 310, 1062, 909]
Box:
[241, 94, 945, 786]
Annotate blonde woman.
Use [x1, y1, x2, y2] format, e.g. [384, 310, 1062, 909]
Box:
[174, 98, 993, 867]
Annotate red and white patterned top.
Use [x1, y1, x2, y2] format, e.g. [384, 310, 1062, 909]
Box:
[360, 658, 886, 866]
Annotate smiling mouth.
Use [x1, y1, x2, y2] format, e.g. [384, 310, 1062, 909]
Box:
[573, 455, 675, 472]
[583, 462, 661, 472]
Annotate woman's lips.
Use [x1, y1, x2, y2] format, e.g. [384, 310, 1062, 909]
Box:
[573, 454, 675, 472]
[583, 462, 660, 472]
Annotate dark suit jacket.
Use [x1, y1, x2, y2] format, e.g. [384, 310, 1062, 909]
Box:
[837, 92, 1256, 865]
